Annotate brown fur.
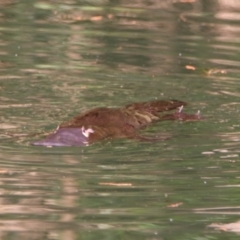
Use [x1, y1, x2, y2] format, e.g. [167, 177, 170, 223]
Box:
[59, 100, 187, 143]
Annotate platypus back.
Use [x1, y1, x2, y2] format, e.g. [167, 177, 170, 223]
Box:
[59, 100, 187, 129]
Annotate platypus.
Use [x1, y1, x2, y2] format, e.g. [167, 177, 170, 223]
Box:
[32, 100, 201, 147]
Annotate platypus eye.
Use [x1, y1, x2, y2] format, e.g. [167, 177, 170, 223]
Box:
[81, 126, 94, 138]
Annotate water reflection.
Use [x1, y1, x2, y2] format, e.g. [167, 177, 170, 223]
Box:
[1, 0, 240, 239]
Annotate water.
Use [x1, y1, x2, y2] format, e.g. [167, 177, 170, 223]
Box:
[1, 0, 240, 239]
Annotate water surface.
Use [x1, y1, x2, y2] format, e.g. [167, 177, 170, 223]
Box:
[1, 0, 240, 239]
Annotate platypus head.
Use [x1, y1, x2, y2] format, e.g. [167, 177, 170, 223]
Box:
[32, 126, 94, 147]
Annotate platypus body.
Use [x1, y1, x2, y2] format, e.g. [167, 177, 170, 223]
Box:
[32, 100, 200, 147]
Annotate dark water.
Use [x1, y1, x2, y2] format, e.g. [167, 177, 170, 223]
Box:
[1, 0, 240, 239]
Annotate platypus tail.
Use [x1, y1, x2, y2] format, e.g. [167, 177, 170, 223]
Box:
[124, 100, 187, 115]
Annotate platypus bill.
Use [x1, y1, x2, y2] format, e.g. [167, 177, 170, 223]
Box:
[32, 99, 201, 147]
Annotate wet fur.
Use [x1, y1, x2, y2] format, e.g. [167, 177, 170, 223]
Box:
[58, 100, 187, 144]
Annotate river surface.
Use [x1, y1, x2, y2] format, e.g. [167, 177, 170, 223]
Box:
[1, 0, 240, 239]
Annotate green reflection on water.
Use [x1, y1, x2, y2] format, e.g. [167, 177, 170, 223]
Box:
[1, 0, 240, 239]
